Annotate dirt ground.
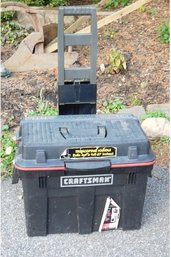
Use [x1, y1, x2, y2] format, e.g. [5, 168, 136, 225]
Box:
[1, 0, 170, 166]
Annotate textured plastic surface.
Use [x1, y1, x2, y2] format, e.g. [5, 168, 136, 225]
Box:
[58, 7, 97, 114]
[58, 82, 96, 114]
[13, 114, 155, 236]
[58, 7, 97, 85]
[14, 114, 155, 165]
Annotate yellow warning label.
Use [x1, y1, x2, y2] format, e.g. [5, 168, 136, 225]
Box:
[61, 147, 117, 159]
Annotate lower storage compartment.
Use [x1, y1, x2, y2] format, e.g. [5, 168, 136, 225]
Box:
[21, 167, 151, 236]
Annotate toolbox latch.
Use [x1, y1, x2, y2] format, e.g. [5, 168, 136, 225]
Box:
[128, 146, 138, 159]
[36, 150, 46, 163]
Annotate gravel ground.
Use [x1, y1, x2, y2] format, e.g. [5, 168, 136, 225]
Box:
[1, 165, 169, 257]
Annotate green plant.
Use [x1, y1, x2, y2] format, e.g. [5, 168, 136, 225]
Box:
[15, 0, 67, 6]
[48, 0, 67, 6]
[146, 7, 157, 16]
[1, 11, 16, 22]
[158, 22, 170, 44]
[129, 93, 141, 106]
[103, 98, 125, 113]
[106, 48, 127, 74]
[139, 5, 146, 12]
[0, 125, 17, 177]
[18, 0, 45, 6]
[159, 136, 170, 144]
[0, 21, 31, 45]
[143, 110, 170, 121]
[105, 0, 131, 9]
[91, 0, 101, 4]
[139, 6, 157, 16]
[28, 89, 58, 116]
[105, 29, 118, 39]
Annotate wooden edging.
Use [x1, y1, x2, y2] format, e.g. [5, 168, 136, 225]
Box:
[45, 0, 152, 53]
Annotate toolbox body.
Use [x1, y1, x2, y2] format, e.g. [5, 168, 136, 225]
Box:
[13, 114, 155, 236]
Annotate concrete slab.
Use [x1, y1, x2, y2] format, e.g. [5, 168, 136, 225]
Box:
[146, 104, 170, 116]
[118, 106, 146, 120]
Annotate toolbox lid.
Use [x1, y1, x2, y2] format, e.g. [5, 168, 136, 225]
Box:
[15, 114, 155, 170]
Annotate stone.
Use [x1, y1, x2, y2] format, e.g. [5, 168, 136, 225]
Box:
[146, 103, 170, 116]
[118, 106, 146, 120]
[141, 118, 170, 139]
[100, 63, 105, 73]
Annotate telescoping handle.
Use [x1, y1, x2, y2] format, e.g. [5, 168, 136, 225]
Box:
[58, 6, 97, 85]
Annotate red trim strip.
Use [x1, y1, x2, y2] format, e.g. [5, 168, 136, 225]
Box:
[14, 164, 65, 171]
[111, 160, 156, 168]
[14, 159, 155, 172]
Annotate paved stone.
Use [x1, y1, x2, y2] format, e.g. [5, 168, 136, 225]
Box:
[118, 106, 146, 120]
[1, 166, 169, 257]
[146, 104, 170, 116]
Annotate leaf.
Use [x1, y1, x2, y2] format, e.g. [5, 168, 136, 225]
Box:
[122, 61, 127, 70]
[103, 101, 108, 107]
[115, 58, 121, 68]
[5, 146, 12, 155]
[2, 124, 9, 131]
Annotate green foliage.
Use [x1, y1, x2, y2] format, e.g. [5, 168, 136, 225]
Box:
[28, 89, 58, 116]
[0, 21, 31, 45]
[1, 125, 17, 177]
[91, 0, 101, 3]
[105, 29, 118, 39]
[15, 0, 67, 6]
[129, 93, 141, 106]
[105, 0, 131, 9]
[1, 11, 16, 22]
[106, 48, 127, 74]
[159, 22, 170, 44]
[18, 0, 46, 6]
[48, 0, 67, 6]
[143, 110, 170, 121]
[159, 136, 170, 144]
[103, 98, 125, 113]
[139, 5, 146, 12]
[139, 6, 157, 16]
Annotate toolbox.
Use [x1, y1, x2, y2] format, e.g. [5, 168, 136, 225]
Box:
[13, 114, 155, 236]
[13, 6, 155, 237]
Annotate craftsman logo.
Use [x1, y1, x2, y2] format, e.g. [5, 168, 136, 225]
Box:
[60, 147, 117, 159]
[60, 174, 113, 187]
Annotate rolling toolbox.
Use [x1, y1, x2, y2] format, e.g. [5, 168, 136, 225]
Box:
[13, 6, 155, 237]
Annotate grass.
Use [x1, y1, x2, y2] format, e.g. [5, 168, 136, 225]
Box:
[142, 110, 170, 121]
[28, 89, 58, 116]
[0, 125, 17, 177]
[151, 136, 170, 167]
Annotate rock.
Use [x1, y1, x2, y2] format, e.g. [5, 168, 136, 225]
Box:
[141, 118, 170, 139]
[146, 103, 170, 116]
[0, 63, 11, 77]
[100, 63, 105, 73]
[118, 106, 146, 120]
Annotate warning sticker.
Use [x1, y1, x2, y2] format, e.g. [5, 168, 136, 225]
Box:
[99, 197, 120, 232]
[60, 146, 117, 159]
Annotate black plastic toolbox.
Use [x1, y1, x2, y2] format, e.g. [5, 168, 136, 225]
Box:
[13, 114, 155, 236]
